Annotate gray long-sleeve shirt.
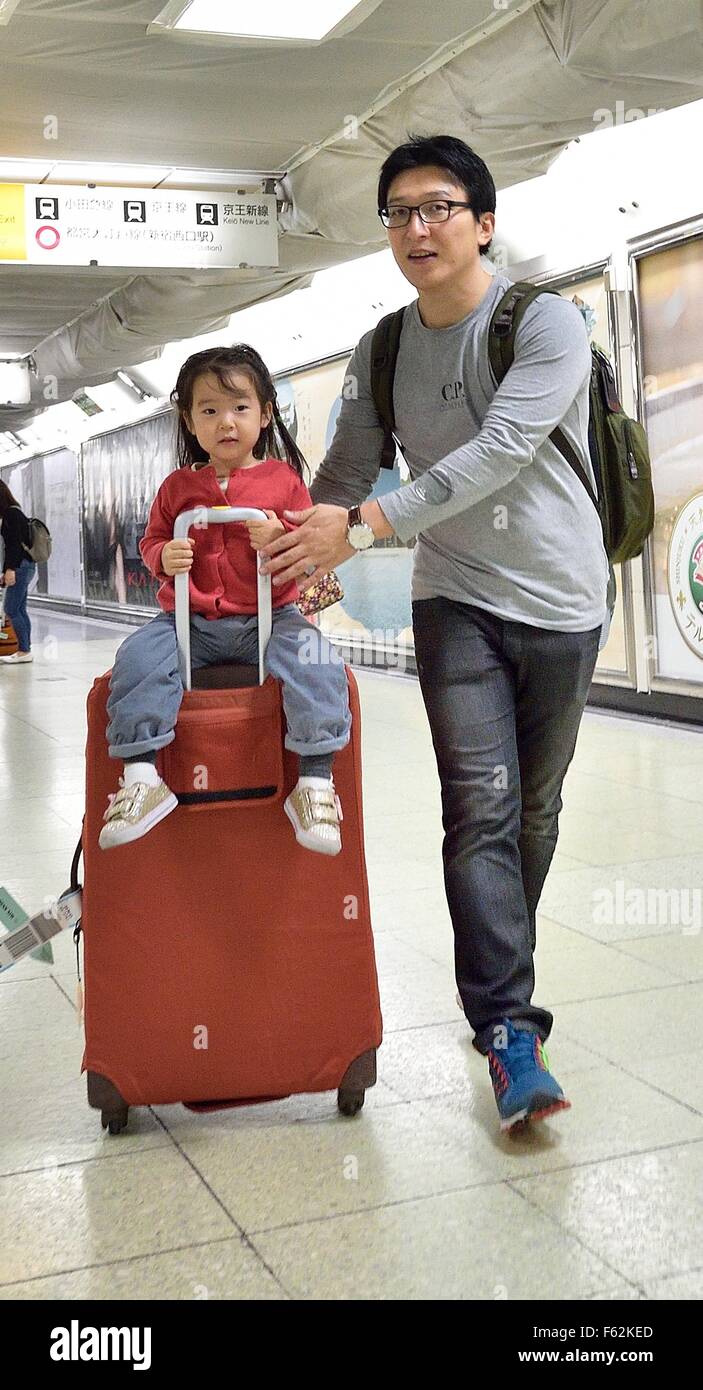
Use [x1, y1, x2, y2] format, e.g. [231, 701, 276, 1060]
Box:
[310, 271, 610, 632]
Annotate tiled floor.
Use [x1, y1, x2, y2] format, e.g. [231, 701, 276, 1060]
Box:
[1, 609, 702, 1301]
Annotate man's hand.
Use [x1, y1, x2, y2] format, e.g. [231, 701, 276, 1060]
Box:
[245, 510, 285, 552]
[258, 504, 355, 589]
[2, 570, 16, 588]
[161, 539, 194, 577]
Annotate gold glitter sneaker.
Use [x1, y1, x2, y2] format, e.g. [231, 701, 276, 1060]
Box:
[283, 776, 343, 856]
[99, 776, 178, 850]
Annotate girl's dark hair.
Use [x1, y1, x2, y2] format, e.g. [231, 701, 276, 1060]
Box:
[170, 345, 308, 479]
[0, 480, 20, 518]
[378, 133, 496, 256]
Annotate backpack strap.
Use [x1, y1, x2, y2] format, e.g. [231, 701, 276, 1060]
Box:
[370, 306, 406, 469]
[488, 281, 600, 513]
[551, 424, 599, 512]
[487, 282, 557, 383]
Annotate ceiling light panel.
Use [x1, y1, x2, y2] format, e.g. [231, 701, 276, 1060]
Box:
[180, 1, 359, 40]
[150, 0, 382, 43]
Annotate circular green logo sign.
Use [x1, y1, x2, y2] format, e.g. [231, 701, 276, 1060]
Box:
[668, 493, 703, 659]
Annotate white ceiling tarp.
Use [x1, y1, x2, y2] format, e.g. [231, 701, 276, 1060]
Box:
[1, 0, 703, 429]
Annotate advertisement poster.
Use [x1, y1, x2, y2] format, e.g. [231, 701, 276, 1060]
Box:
[81, 412, 175, 608]
[637, 237, 703, 685]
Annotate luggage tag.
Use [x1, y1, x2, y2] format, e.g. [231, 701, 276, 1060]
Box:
[0, 885, 82, 974]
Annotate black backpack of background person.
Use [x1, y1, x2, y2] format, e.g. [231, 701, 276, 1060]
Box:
[370, 283, 655, 566]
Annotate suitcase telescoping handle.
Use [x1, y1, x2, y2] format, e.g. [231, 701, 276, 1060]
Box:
[173, 507, 272, 691]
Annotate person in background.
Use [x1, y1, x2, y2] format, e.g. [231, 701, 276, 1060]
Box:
[0, 481, 36, 666]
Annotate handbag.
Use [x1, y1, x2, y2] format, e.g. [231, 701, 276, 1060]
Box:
[0, 588, 19, 656]
[297, 570, 344, 618]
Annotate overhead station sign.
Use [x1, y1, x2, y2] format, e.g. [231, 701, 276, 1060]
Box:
[0, 184, 279, 269]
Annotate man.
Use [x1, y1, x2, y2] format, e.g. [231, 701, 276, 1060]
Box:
[259, 134, 609, 1130]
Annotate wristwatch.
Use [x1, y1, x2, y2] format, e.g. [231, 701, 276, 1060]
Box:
[346, 506, 375, 551]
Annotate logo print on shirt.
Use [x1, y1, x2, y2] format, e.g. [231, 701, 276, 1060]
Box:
[441, 380, 465, 407]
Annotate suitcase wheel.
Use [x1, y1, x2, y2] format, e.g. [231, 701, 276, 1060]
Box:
[101, 1109, 129, 1136]
[337, 1087, 365, 1117]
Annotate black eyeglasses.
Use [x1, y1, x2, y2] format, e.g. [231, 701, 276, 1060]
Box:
[378, 200, 472, 229]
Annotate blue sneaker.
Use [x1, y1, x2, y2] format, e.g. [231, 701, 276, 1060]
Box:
[486, 1020, 571, 1131]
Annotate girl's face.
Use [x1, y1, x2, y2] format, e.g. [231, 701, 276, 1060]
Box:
[185, 370, 272, 472]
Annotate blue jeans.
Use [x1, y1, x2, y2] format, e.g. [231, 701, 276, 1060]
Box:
[106, 605, 351, 761]
[3, 558, 36, 653]
[412, 597, 601, 1053]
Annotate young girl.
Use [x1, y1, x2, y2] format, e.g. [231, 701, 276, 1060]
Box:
[100, 345, 351, 855]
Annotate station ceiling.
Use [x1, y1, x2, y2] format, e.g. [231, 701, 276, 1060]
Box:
[1, 0, 703, 427]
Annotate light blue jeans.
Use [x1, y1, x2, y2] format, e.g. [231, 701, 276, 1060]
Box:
[3, 558, 36, 653]
[106, 605, 351, 760]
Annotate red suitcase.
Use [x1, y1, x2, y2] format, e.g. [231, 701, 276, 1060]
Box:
[75, 506, 383, 1132]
